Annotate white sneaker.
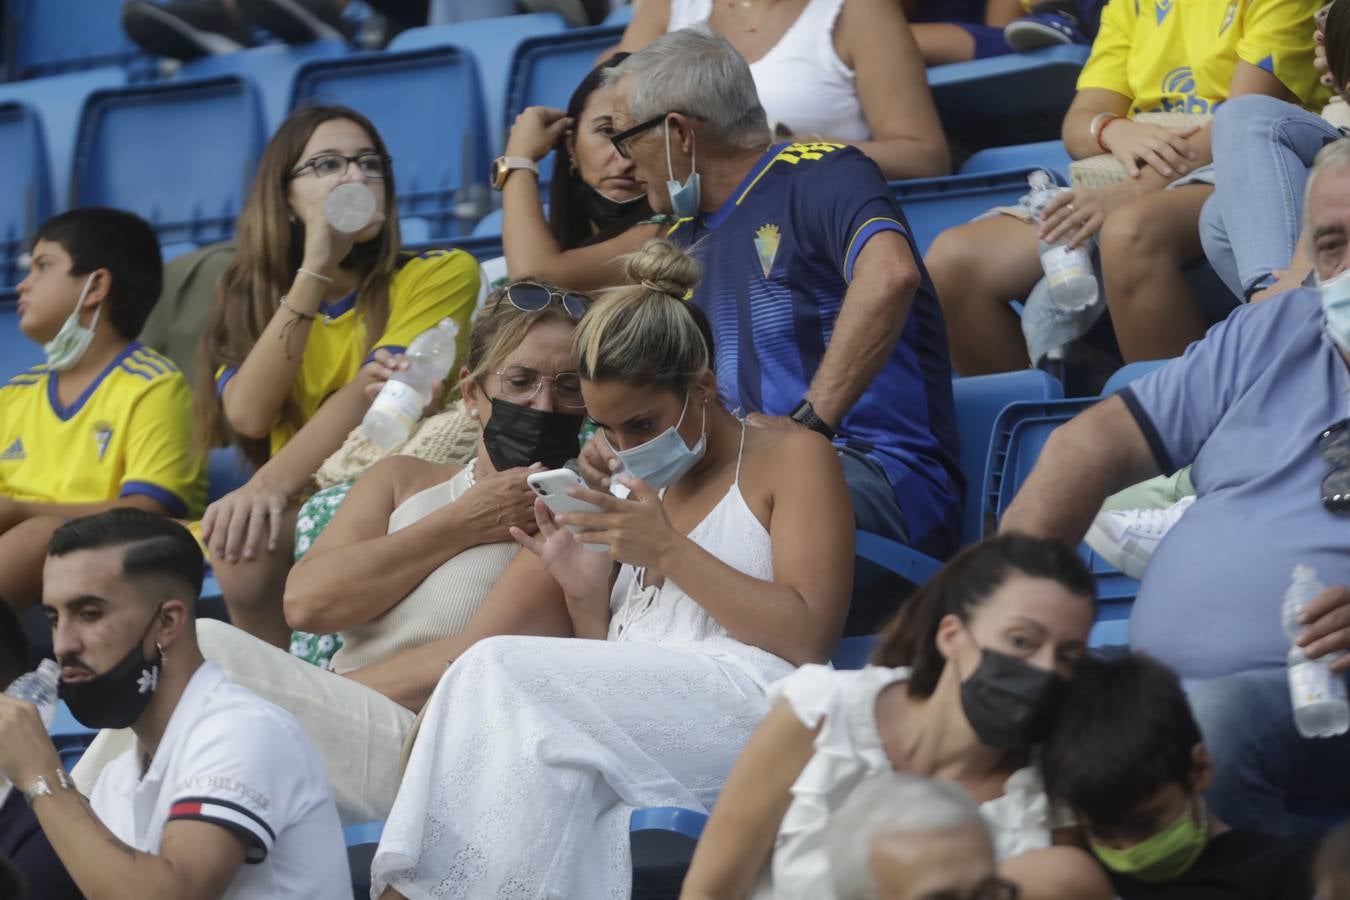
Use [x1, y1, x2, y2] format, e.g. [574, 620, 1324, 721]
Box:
[1084, 495, 1196, 580]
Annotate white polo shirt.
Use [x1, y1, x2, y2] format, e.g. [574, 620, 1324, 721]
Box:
[87, 660, 350, 898]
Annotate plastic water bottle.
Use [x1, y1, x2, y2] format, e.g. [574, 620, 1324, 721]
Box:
[362, 318, 460, 449]
[1028, 170, 1098, 312]
[0, 659, 60, 805]
[1282, 565, 1350, 738]
[325, 182, 377, 234]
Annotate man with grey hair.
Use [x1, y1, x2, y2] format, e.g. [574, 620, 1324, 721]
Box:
[1000, 138, 1350, 833]
[827, 773, 1012, 900]
[595, 29, 961, 631]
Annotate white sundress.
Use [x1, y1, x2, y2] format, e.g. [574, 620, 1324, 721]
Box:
[371, 428, 797, 899]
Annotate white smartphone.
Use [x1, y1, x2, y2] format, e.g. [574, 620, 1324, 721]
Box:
[527, 468, 608, 551]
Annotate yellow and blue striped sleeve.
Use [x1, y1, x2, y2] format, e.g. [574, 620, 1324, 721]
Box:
[373, 250, 480, 367]
[119, 371, 206, 518]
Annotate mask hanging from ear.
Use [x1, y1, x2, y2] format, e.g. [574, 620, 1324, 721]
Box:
[664, 120, 701, 220]
[58, 606, 164, 730]
[44, 273, 100, 372]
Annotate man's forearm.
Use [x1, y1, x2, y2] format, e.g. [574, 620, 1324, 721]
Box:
[34, 788, 181, 900]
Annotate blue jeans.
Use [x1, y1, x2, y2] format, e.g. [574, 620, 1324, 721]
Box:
[838, 447, 913, 635]
[1188, 667, 1350, 835]
[1201, 95, 1341, 300]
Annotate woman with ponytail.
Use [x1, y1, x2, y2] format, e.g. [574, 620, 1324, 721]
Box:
[370, 240, 855, 900]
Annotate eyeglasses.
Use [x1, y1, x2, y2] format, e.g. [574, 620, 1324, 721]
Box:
[1319, 418, 1350, 512]
[496, 365, 586, 408]
[289, 153, 391, 180]
[504, 282, 589, 320]
[610, 112, 671, 160]
[915, 876, 1021, 900]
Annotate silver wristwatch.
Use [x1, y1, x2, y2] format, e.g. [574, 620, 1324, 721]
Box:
[23, 768, 74, 805]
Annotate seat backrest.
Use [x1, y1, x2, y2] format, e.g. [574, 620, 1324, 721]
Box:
[959, 140, 1073, 184]
[950, 370, 1063, 546]
[503, 25, 627, 186]
[7, 0, 146, 79]
[0, 101, 52, 291]
[292, 47, 490, 241]
[180, 40, 347, 135]
[389, 13, 568, 154]
[73, 76, 264, 251]
[892, 167, 1064, 258]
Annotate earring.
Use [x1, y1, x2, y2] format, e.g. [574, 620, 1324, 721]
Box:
[469, 407, 480, 418]
[156, 641, 166, 658]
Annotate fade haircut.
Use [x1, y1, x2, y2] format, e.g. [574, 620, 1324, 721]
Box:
[49, 509, 205, 599]
[604, 27, 771, 151]
[1041, 653, 1202, 826]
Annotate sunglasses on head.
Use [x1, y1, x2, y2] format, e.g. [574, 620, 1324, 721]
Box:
[1319, 418, 1350, 512]
[502, 282, 589, 320]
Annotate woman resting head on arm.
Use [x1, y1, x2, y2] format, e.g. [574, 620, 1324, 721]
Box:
[369, 239, 855, 900]
[501, 53, 664, 290]
[680, 533, 1116, 900]
[192, 104, 479, 647]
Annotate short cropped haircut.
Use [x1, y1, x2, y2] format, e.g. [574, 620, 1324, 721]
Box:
[34, 207, 164, 340]
[49, 509, 204, 599]
[827, 773, 989, 900]
[1041, 653, 1201, 826]
[0, 599, 31, 690]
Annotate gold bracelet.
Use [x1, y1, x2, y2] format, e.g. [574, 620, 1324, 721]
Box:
[297, 267, 334, 285]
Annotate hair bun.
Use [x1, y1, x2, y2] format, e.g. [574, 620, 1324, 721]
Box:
[625, 239, 701, 298]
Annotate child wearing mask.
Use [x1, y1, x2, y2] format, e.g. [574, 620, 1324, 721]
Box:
[1041, 653, 1314, 899]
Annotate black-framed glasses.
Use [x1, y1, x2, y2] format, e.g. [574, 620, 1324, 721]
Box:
[495, 366, 586, 408]
[915, 876, 1020, 900]
[289, 153, 391, 180]
[1319, 418, 1350, 512]
[610, 112, 670, 159]
[504, 282, 589, 320]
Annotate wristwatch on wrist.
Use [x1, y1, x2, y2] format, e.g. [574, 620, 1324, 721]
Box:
[23, 768, 74, 806]
[490, 156, 539, 191]
[790, 400, 835, 440]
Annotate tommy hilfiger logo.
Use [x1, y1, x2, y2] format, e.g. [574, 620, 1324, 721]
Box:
[0, 438, 23, 461]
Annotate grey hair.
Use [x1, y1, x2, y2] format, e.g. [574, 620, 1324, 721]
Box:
[826, 773, 989, 900]
[603, 27, 771, 151]
[1304, 138, 1350, 235]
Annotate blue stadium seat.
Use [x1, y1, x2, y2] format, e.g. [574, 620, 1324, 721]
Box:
[73, 75, 264, 255]
[631, 806, 707, 898]
[0, 67, 128, 212]
[5, 0, 148, 80]
[291, 47, 491, 241]
[0, 101, 52, 293]
[831, 634, 878, 670]
[0, 301, 43, 380]
[605, 4, 635, 25]
[960, 140, 1073, 184]
[48, 700, 97, 771]
[345, 821, 384, 900]
[179, 40, 346, 134]
[893, 167, 1066, 257]
[928, 45, 1090, 150]
[1101, 359, 1168, 397]
[208, 446, 253, 504]
[389, 13, 568, 154]
[439, 233, 505, 264]
[503, 25, 627, 185]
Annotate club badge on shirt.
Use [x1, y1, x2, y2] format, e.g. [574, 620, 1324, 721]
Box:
[755, 224, 781, 278]
[93, 422, 113, 462]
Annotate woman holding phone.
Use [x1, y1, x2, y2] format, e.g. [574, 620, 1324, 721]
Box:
[370, 239, 855, 899]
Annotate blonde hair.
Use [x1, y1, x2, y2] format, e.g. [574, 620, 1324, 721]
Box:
[574, 239, 711, 393]
[458, 281, 588, 399]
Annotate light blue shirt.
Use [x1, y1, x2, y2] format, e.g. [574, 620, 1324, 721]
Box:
[1121, 288, 1350, 680]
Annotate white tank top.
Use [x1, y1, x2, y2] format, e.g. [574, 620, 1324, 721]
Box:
[668, 0, 870, 142]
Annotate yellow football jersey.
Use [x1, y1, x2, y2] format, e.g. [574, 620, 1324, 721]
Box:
[1079, 0, 1327, 117]
[0, 343, 205, 517]
[215, 249, 479, 457]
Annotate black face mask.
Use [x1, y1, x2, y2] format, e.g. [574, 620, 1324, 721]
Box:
[959, 647, 1064, 751]
[58, 608, 163, 730]
[481, 397, 584, 471]
[580, 183, 651, 235]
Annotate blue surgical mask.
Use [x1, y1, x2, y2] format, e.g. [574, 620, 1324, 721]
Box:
[664, 120, 701, 219]
[1319, 268, 1350, 352]
[605, 393, 707, 489]
[44, 273, 100, 372]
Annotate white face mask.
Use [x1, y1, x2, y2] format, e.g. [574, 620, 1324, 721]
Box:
[44, 273, 101, 372]
[664, 120, 701, 219]
[1319, 268, 1350, 352]
[604, 393, 707, 489]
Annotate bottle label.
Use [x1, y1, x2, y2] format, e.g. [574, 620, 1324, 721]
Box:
[1042, 243, 1093, 289]
[1289, 659, 1349, 706]
[370, 379, 423, 431]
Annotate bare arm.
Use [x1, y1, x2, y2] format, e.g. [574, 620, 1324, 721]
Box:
[807, 230, 918, 430]
[616, 0, 670, 52]
[1060, 87, 1134, 161]
[252, 375, 380, 497]
[679, 700, 820, 900]
[998, 396, 1160, 545]
[342, 548, 574, 710]
[830, 0, 950, 179]
[2, 493, 169, 524]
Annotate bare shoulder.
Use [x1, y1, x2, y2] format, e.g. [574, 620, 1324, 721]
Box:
[741, 425, 840, 494]
[366, 455, 465, 508]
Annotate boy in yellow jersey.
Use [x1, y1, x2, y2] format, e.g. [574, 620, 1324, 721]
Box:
[0, 208, 204, 613]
